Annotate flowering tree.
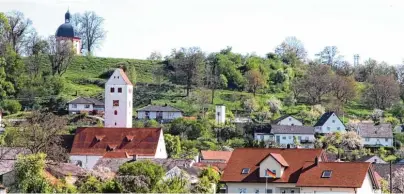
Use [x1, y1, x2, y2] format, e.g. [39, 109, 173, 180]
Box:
[392, 169, 404, 193]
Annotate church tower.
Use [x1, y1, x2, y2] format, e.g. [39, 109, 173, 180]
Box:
[104, 68, 133, 128]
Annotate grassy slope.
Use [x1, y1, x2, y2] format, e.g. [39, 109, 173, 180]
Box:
[62, 56, 372, 120]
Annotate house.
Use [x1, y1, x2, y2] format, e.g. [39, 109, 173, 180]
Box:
[254, 125, 316, 148]
[136, 104, 183, 122]
[46, 162, 87, 185]
[373, 163, 404, 193]
[67, 97, 104, 115]
[272, 115, 303, 126]
[69, 127, 168, 169]
[200, 150, 233, 163]
[0, 147, 30, 188]
[356, 123, 393, 147]
[221, 148, 381, 194]
[314, 112, 346, 134]
[356, 155, 387, 164]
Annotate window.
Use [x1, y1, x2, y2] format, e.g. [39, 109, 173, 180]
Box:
[0, 174, 3, 184]
[305, 136, 309, 140]
[260, 135, 264, 141]
[288, 136, 292, 139]
[327, 127, 330, 131]
[114, 122, 117, 126]
[84, 104, 90, 108]
[337, 127, 340, 130]
[129, 101, 132, 108]
[114, 110, 118, 115]
[365, 138, 370, 142]
[298, 136, 302, 140]
[266, 189, 273, 194]
[72, 104, 77, 108]
[332, 120, 335, 123]
[289, 118, 292, 121]
[255, 189, 259, 194]
[241, 168, 250, 174]
[118, 87, 122, 93]
[282, 136, 286, 140]
[385, 138, 389, 142]
[110, 87, 115, 93]
[239, 188, 247, 193]
[113, 100, 119, 106]
[321, 170, 332, 178]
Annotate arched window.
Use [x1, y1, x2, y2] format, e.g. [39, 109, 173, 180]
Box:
[114, 110, 118, 115]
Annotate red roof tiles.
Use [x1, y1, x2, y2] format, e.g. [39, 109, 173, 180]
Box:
[201, 150, 233, 163]
[118, 68, 133, 86]
[221, 148, 325, 183]
[269, 153, 289, 167]
[296, 162, 373, 188]
[70, 127, 161, 157]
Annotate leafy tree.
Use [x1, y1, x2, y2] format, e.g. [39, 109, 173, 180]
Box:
[164, 134, 182, 158]
[1, 99, 21, 114]
[76, 175, 103, 193]
[331, 75, 356, 104]
[118, 160, 165, 191]
[154, 175, 190, 193]
[3, 45, 26, 95]
[192, 176, 212, 193]
[0, 12, 11, 44]
[46, 35, 75, 76]
[14, 153, 53, 193]
[243, 97, 259, 114]
[363, 75, 400, 109]
[245, 69, 266, 95]
[26, 33, 48, 77]
[225, 138, 245, 148]
[115, 175, 150, 193]
[144, 119, 159, 127]
[101, 179, 123, 193]
[199, 167, 220, 183]
[391, 103, 404, 124]
[147, 51, 163, 60]
[71, 11, 106, 54]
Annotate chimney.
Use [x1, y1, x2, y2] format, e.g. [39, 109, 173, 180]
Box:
[315, 156, 319, 166]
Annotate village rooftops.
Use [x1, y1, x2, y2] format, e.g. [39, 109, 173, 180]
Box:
[200, 150, 233, 163]
[70, 127, 162, 157]
[314, 112, 335, 127]
[357, 123, 393, 138]
[136, 105, 183, 112]
[67, 97, 104, 106]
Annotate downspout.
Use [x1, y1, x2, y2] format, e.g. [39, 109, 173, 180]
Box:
[354, 188, 357, 194]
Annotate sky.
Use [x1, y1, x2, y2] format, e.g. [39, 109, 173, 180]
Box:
[1, 0, 404, 64]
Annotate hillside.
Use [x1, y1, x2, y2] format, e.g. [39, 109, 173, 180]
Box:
[61, 56, 374, 124]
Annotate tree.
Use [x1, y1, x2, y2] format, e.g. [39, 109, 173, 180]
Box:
[46, 35, 75, 76]
[14, 153, 53, 193]
[17, 111, 69, 161]
[154, 175, 190, 193]
[192, 176, 212, 193]
[101, 179, 123, 193]
[205, 52, 221, 103]
[76, 175, 103, 193]
[118, 160, 165, 191]
[245, 69, 266, 96]
[72, 11, 106, 54]
[331, 75, 356, 104]
[147, 51, 162, 60]
[392, 103, 404, 124]
[363, 75, 400, 109]
[340, 131, 362, 150]
[315, 46, 343, 68]
[0, 12, 10, 46]
[26, 32, 48, 77]
[166, 47, 205, 96]
[164, 134, 182, 158]
[243, 97, 259, 114]
[275, 36, 307, 64]
[6, 11, 33, 54]
[0, 99, 21, 114]
[115, 175, 150, 193]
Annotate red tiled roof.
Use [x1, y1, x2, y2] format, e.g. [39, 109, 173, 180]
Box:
[269, 153, 289, 167]
[70, 127, 161, 156]
[221, 148, 325, 183]
[194, 162, 227, 172]
[296, 162, 372, 188]
[201, 150, 233, 163]
[103, 152, 130, 158]
[118, 68, 133, 86]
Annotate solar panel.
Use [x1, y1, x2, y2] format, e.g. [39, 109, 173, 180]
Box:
[321, 170, 332, 178]
[241, 168, 250, 174]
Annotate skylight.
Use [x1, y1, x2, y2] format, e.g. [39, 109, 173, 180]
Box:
[321, 170, 332, 178]
[241, 168, 250, 174]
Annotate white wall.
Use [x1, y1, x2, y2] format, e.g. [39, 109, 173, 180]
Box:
[254, 133, 274, 142]
[154, 130, 168, 158]
[70, 155, 102, 169]
[316, 113, 346, 134]
[226, 182, 298, 193]
[275, 134, 315, 145]
[162, 112, 182, 120]
[362, 137, 393, 147]
[137, 111, 182, 120]
[277, 116, 303, 126]
[216, 105, 226, 124]
[300, 187, 355, 193]
[104, 69, 133, 128]
[68, 103, 94, 113]
[259, 155, 282, 178]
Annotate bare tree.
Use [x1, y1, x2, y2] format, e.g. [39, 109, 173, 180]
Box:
[391, 169, 404, 193]
[315, 46, 343, 68]
[275, 36, 307, 63]
[18, 111, 69, 161]
[147, 51, 162, 61]
[363, 75, 400, 109]
[47, 35, 75, 76]
[6, 11, 33, 54]
[72, 11, 106, 54]
[25, 32, 48, 77]
[331, 75, 356, 104]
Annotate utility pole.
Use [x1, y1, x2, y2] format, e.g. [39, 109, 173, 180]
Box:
[390, 160, 393, 193]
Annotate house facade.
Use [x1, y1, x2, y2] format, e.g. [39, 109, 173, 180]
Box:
[272, 115, 303, 126]
[254, 125, 315, 148]
[136, 105, 183, 122]
[314, 112, 346, 134]
[69, 127, 167, 169]
[356, 155, 387, 164]
[221, 148, 381, 194]
[67, 97, 104, 114]
[357, 123, 393, 147]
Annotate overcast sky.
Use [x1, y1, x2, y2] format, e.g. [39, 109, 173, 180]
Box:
[1, 0, 404, 64]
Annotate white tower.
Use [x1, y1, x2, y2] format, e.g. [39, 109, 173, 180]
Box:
[215, 104, 226, 124]
[104, 68, 133, 128]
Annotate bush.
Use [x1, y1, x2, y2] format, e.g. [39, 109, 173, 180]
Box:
[144, 119, 159, 128]
[98, 68, 116, 79]
[1, 99, 22, 114]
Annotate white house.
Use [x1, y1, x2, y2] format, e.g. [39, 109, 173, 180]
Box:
[104, 68, 133, 128]
[272, 115, 303, 126]
[67, 97, 104, 114]
[356, 155, 387, 164]
[314, 112, 346, 134]
[221, 148, 381, 194]
[357, 123, 393, 147]
[254, 125, 315, 148]
[136, 104, 182, 122]
[69, 127, 167, 169]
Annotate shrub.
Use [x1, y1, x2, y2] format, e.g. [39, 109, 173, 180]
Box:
[98, 68, 116, 79]
[1, 99, 22, 114]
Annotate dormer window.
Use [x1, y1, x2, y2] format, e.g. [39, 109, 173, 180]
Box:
[95, 135, 105, 142]
[107, 144, 117, 151]
[321, 170, 332, 178]
[241, 168, 250, 174]
[332, 120, 335, 123]
[126, 135, 134, 142]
